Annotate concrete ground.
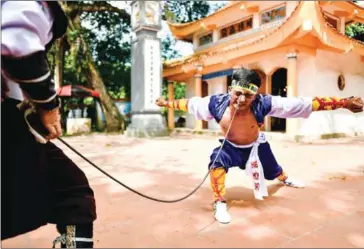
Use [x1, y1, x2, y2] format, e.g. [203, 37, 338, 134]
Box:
[2, 133, 364, 248]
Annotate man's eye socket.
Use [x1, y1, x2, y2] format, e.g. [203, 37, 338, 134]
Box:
[245, 94, 254, 98]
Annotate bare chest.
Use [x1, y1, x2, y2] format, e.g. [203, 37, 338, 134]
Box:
[219, 108, 260, 144]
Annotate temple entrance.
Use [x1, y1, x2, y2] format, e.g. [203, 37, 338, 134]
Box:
[251, 69, 267, 131]
[271, 68, 287, 132]
[252, 69, 266, 94]
[226, 75, 232, 92]
[202, 80, 209, 129]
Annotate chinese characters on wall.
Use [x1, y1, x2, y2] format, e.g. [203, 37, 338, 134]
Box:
[144, 39, 161, 108]
[220, 17, 253, 39]
[149, 44, 154, 105]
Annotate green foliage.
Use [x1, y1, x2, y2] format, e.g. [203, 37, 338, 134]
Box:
[162, 35, 180, 60]
[345, 1, 364, 41]
[83, 96, 95, 106]
[62, 2, 132, 100]
[46, 44, 57, 73]
[345, 23, 364, 41]
[209, 1, 228, 13]
[81, 9, 131, 98]
[160, 81, 187, 117]
[61, 1, 215, 103]
[63, 48, 89, 86]
[163, 0, 210, 23]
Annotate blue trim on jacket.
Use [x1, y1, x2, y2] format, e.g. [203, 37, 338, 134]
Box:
[208, 93, 273, 125]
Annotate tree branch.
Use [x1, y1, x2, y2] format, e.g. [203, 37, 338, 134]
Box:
[81, 2, 130, 20]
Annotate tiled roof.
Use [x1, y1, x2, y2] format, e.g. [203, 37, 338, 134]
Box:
[317, 3, 364, 49]
[164, 2, 303, 68]
[164, 1, 364, 70]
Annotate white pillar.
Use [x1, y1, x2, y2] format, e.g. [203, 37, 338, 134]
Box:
[286, 51, 299, 138]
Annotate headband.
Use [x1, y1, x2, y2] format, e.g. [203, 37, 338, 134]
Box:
[231, 80, 259, 94]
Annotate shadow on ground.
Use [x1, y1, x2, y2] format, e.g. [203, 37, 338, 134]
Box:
[88, 163, 364, 248]
[2, 146, 364, 248]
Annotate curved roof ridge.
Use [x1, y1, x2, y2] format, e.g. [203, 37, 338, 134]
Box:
[164, 1, 364, 69]
[347, 1, 364, 11]
[164, 1, 304, 68]
[316, 2, 364, 49]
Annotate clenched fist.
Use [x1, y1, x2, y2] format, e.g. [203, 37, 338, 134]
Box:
[38, 107, 62, 140]
[155, 96, 167, 107]
[346, 96, 364, 113]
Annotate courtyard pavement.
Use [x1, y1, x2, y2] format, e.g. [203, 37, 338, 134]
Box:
[2, 133, 364, 248]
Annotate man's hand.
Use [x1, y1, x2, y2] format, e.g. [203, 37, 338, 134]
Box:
[155, 96, 167, 107]
[37, 107, 62, 140]
[346, 97, 364, 113]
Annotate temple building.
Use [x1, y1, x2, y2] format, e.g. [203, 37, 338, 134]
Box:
[163, 1, 364, 140]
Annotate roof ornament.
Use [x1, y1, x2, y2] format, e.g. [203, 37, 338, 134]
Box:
[345, 44, 354, 54]
[353, 9, 359, 18]
[194, 64, 203, 73]
[323, 32, 328, 43]
[302, 20, 313, 31]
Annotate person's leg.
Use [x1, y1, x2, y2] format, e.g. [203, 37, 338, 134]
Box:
[44, 142, 97, 248]
[208, 140, 244, 224]
[258, 142, 305, 188]
[1, 98, 49, 240]
[54, 224, 93, 248]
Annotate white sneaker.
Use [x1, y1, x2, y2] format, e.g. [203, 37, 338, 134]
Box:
[281, 176, 306, 188]
[213, 201, 231, 224]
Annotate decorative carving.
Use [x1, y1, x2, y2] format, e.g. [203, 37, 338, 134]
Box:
[145, 1, 159, 25]
[286, 52, 297, 59]
[131, 1, 140, 29]
[131, 1, 161, 31]
[195, 64, 203, 72]
[337, 74, 345, 91]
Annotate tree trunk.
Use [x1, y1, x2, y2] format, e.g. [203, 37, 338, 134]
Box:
[70, 17, 123, 133]
[85, 57, 124, 132]
[54, 38, 65, 90]
[59, 2, 126, 133]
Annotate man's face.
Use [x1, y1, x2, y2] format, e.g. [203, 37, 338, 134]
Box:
[229, 88, 256, 110]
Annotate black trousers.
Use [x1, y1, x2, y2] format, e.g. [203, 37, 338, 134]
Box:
[1, 98, 97, 240]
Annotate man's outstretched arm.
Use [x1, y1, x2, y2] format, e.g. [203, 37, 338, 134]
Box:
[311, 96, 363, 112]
[155, 96, 214, 121]
[266, 95, 363, 119]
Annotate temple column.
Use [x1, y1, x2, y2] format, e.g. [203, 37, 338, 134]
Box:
[339, 17, 346, 34]
[253, 13, 260, 29]
[286, 51, 299, 137]
[167, 81, 175, 130]
[194, 73, 203, 130]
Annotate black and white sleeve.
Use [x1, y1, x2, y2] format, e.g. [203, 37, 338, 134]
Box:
[1, 1, 59, 110]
